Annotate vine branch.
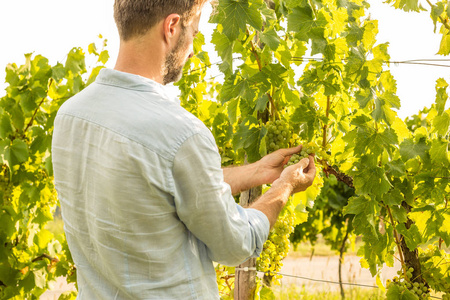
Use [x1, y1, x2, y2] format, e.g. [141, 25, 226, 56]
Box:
[319, 159, 354, 188]
[32, 253, 59, 263]
[322, 96, 331, 148]
[386, 205, 408, 281]
[23, 96, 47, 135]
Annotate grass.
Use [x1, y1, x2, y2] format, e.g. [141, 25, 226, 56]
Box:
[272, 284, 384, 300]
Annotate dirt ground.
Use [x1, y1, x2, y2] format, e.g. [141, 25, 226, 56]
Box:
[278, 254, 401, 292]
[40, 254, 400, 299]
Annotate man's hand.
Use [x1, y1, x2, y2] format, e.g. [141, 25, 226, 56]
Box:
[274, 155, 316, 195]
[249, 154, 316, 228]
[256, 145, 303, 185]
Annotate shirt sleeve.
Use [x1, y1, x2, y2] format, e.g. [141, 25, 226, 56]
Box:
[172, 133, 270, 266]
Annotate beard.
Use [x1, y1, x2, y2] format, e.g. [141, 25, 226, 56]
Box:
[162, 32, 188, 85]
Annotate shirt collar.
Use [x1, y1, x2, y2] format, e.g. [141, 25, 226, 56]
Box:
[95, 68, 179, 104]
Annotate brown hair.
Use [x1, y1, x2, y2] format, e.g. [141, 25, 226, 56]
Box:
[114, 0, 207, 41]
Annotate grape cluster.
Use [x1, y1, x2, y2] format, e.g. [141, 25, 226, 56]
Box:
[418, 245, 450, 299]
[257, 208, 296, 284]
[285, 142, 317, 167]
[386, 267, 430, 299]
[266, 120, 292, 153]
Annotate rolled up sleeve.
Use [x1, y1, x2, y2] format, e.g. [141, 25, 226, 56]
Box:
[172, 133, 270, 266]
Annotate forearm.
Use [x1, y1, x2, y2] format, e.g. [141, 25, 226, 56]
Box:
[249, 181, 293, 228]
[222, 163, 264, 195]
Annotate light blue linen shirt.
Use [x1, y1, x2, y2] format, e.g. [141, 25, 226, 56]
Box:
[52, 69, 270, 299]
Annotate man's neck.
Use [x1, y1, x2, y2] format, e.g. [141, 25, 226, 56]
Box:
[114, 34, 166, 84]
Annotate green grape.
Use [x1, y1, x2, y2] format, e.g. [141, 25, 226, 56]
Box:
[386, 266, 431, 299]
[256, 199, 297, 285]
[266, 119, 292, 153]
[285, 154, 302, 167]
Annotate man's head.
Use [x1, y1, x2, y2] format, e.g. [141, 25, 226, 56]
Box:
[113, 0, 207, 84]
[114, 0, 205, 41]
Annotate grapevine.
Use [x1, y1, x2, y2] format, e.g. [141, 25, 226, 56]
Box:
[0, 37, 108, 299]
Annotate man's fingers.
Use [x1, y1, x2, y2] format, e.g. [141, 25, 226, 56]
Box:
[279, 145, 302, 157]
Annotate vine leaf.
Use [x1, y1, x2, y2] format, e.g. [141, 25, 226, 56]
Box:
[212, 0, 262, 41]
[2, 138, 29, 168]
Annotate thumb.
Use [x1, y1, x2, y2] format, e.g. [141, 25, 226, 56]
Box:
[297, 157, 310, 170]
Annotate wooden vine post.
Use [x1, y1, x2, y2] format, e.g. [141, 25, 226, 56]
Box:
[235, 1, 274, 297]
[234, 185, 262, 300]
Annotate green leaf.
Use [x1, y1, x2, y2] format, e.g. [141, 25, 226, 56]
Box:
[399, 138, 428, 162]
[211, 29, 234, 75]
[255, 94, 269, 112]
[372, 97, 396, 125]
[51, 63, 66, 81]
[65, 47, 86, 75]
[344, 195, 378, 236]
[344, 195, 370, 215]
[0, 114, 13, 139]
[3, 138, 29, 168]
[431, 1, 445, 31]
[386, 159, 406, 177]
[98, 50, 110, 65]
[354, 164, 392, 196]
[19, 90, 38, 114]
[287, 5, 327, 41]
[429, 138, 449, 165]
[214, 0, 262, 40]
[35, 229, 53, 249]
[88, 43, 98, 55]
[391, 205, 407, 223]
[86, 66, 105, 86]
[233, 117, 262, 162]
[396, 223, 422, 251]
[434, 78, 448, 115]
[432, 111, 450, 136]
[383, 188, 404, 206]
[262, 64, 288, 87]
[260, 285, 275, 300]
[10, 103, 25, 130]
[33, 269, 46, 289]
[385, 0, 423, 12]
[438, 29, 450, 55]
[260, 28, 281, 50]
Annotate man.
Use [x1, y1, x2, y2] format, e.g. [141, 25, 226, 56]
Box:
[52, 0, 316, 299]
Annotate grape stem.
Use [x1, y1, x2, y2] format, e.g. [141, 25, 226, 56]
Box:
[322, 96, 331, 148]
[386, 205, 408, 282]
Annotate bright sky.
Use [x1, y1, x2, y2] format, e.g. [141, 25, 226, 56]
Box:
[0, 0, 448, 119]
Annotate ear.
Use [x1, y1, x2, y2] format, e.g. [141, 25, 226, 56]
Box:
[163, 14, 182, 45]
